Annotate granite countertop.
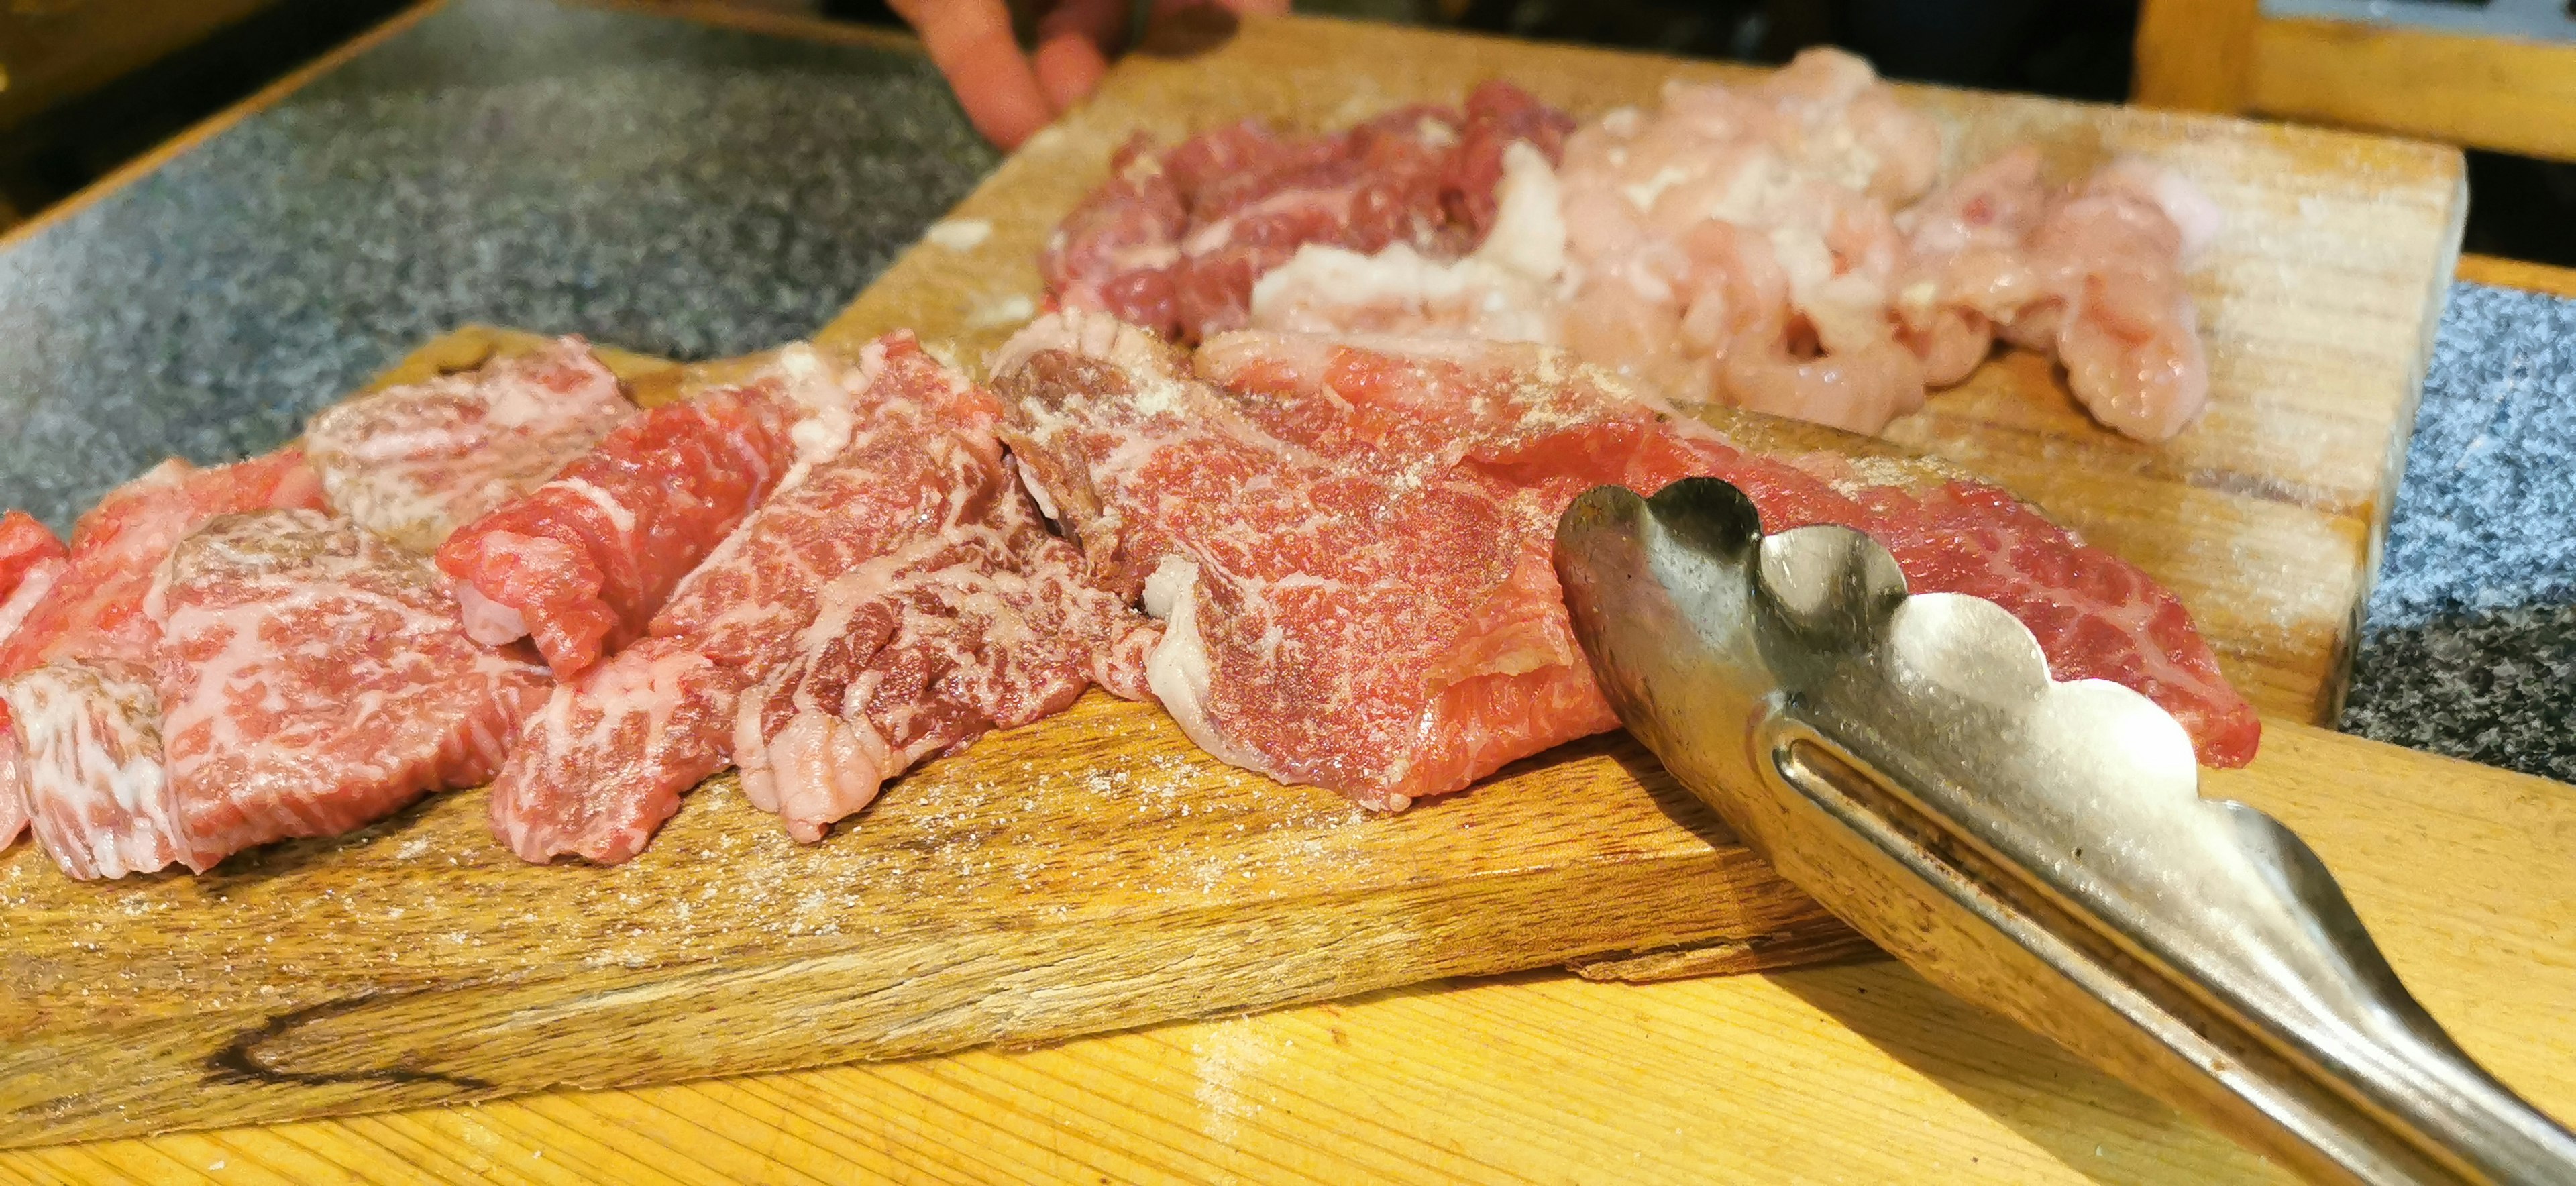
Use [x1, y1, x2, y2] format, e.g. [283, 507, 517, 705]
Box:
[0, 0, 2565, 783]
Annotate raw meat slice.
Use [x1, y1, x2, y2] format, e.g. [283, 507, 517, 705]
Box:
[1199, 328, 2259, 766]
[1, 658, 184, 880]
[489, 638, 746, 865]
[0, 510, 65, 600]
[994, 313, 1601, 807]
[1044, 84, 1573, 341]
[0, 513, 66, 851]
[150, 510, 549, 867]
[489, 334, 1157, 863]
[434, 349, 845, 678]
[0, 451, 325, 877]
[0, 451, 326, 680]
[305, 335, 635, 553]
[996, 313, 2254, 812]
[734, 464, 1159, 841]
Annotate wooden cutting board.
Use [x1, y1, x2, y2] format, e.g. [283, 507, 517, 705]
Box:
[0, 18, 2474, 1150]
[822, 15, 2468, 727]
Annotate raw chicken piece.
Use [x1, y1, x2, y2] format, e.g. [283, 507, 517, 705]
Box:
[2004, 158, 2218, 441]
[305, 335, 635, 553]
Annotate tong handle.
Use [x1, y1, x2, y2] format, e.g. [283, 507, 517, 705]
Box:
[1771, 727, 2576, 1186]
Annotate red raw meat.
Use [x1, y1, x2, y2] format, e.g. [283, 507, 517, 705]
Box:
[994, 314, 1590, 806]
[735, 462, 1158, 841]
[0, 452, 325, 680]
[996, 313, 2257, 810]
[150, 510, 550, 867]
[1043, 83, 1572, 342]
[0, 510, 64, 600]
[490, 335, 1155, 864]
[0, 451, 325, 879]
[1203, 329, 2257, 767]
[1, 658, 181, 879]
[0, 510, 66, 850]
[305, 335, 635, 553]
[434, 354, 840, 678]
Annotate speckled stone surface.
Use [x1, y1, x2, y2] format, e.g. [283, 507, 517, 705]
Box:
[0, 0, 995, 533]
[2341, 283, 2576, 783]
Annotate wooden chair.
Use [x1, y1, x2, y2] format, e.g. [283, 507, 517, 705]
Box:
[2135, 0, 2576, 161]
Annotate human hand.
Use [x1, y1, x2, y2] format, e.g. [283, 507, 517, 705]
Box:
[891, 0, 1291, 148]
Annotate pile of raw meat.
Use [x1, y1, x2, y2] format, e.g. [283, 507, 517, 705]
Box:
[0, 321, 2257, 881]
[0, 58, 2264, 883]
[1044, 49, 2223, 442]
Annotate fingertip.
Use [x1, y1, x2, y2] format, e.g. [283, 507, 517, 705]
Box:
[1033, 35, 1112, 113]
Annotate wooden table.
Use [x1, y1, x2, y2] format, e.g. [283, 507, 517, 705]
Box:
[5, 8, 2574, 1183]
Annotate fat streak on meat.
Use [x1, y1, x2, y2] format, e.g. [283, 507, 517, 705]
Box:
[434, 348, 847, 678]
[305, 335, 635, 553]
[0, 510, 68, 849]
[0, 451, 325, 879]
[150, 510, 549, 867]
[489, 334, 1156, 864]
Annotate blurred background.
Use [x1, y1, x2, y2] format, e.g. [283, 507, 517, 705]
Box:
[0, 0, 2570, 264]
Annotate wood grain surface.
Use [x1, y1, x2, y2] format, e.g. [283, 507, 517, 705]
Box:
[5, 721, 2569, 1183]
[824, 15, 2467, 728]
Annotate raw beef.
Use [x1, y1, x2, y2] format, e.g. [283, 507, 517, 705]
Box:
[0, 510, 64, 600]
[0, 452, 326, 680]
[735, 462, 1157, 842]
[150, 510, 549, 867]
[490, 334, 1156, 864]
[994, 312, 2255, 812]
[1043, 82, 1574, 341]
[305, 335, 635, 553]
[1, 658, 182, 880]
[0, 511, 66, 849]
[1202, 331, 2255, 763]
[0, 450, 325, 879]
[434, 349, 845, 678]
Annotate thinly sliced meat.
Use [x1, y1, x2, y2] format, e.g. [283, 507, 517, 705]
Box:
[305, 335, 635, 553]
[1044, 84, 1574, 342]
[994, 313, 1593, 807]
[490, 334, 1156, 863]
[735, 468, 1158, 841]
[1, 658, 183, 880]
[150, 510, 549, 867]
[998, 313, 2254, 810]
[435, 349, 845, 678]
[0, 510, 66, 600]
[0, 451, 325, 680]
[0, 451, 324, 878]
[488, 637, 744, 866]
[1201, 327, 2258, 767]
[0, 512, 66, 851]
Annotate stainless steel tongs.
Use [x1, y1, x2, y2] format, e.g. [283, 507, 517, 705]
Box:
[1552, 478, 2576, 1186]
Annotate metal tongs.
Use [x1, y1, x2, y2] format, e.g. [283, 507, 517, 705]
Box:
[1553, 478, 2576, 1185]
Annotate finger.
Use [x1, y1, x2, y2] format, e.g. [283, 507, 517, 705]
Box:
[1034, 0, 1126, 110]
[889, 0, 1054, 148]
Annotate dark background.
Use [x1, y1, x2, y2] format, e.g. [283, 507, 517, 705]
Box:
[4, 0, 2573, 266]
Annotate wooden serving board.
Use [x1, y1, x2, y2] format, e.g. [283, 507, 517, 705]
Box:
[0, 327, 1862, 1149]
[0, 19, 2475, 1152]
[823, 15, 2468, 726]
